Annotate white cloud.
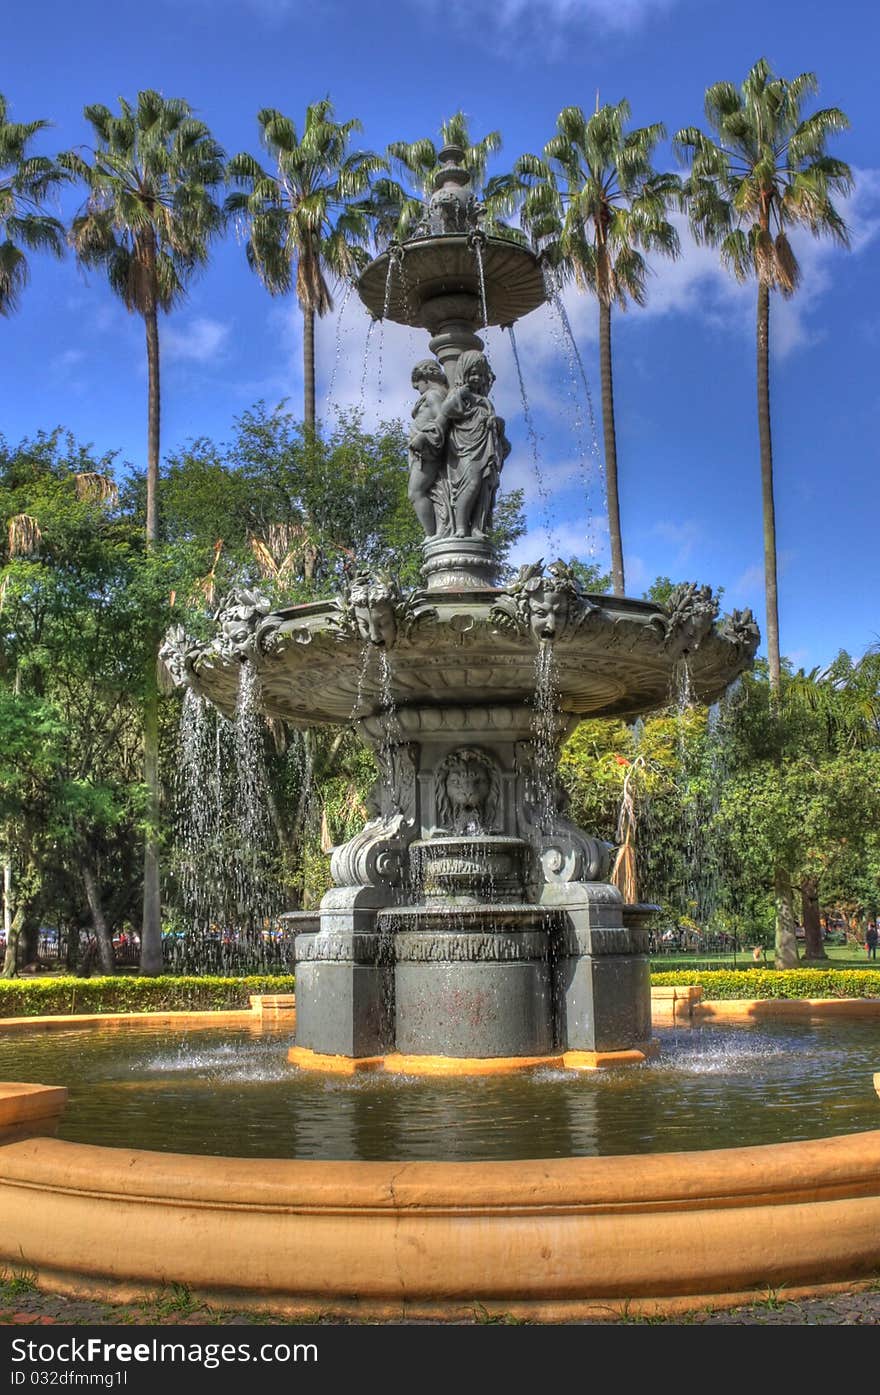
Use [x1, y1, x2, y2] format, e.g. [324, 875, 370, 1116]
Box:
[653, 518, 703, 563]
[172, 0, 676, 37]
[435, 0, 676, 46]
[508, 519, 602, 570]
[53, 348, 86, 371]
[163, 317, 231, 364]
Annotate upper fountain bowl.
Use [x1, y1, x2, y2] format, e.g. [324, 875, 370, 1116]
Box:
[358, 141, 546, 331]
[358, 233, 547, 331]
[160, 569, 761, 729]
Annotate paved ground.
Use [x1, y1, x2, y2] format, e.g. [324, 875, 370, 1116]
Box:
[3, 1282, 880, 1326]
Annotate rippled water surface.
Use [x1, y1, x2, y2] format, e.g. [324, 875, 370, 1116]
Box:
[2, 1019, 878, 1161]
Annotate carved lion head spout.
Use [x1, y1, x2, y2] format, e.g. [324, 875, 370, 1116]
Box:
[435, 746, 501, 835]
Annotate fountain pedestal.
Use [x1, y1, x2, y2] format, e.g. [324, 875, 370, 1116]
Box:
[291, 702, 652, 1062]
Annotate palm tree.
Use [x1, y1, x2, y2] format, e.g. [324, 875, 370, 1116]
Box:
[0, 93, 66, 315]
[226, 100, 383, 433]
[515, 103, 680, 598]
[674, 59, 852, 693]
[370, 111, 518, 247]
[62, 91, 226, 975]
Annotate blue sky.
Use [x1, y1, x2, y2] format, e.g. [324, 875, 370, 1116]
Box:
[3, 0, 878, 670]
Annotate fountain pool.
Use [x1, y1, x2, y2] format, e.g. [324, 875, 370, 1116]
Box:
[0, 1017, 878, 1162]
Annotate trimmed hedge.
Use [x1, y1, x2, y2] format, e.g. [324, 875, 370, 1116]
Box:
[650, 968, 880, 1001]
[1, 968, 879, 1018]
[0, 975, 296, 1018]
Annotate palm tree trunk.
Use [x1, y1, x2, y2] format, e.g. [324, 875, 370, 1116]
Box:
[141, 293, 163, 975]
[598, 300, 625, 597]
[757, 283, 782, 693]
[145, 302, 161, 545]
[303, 307, 316, 434]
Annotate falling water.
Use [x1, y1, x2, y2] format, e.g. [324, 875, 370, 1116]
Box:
[472, 237, 490, 331]
[395, 247, 413, 324]
[175, 688, 220, 937]
[349, 643, 374, 723]
[377, 650, 405, 804]
[376, 251, 400, 405]
[541, 262, 605, 563]
[171, 671, 284, 974]
[635, 657, 743, 961]
[507, 323, 556, 551]
[326, 279, 355, 410]
[233, 664, 283, 932]
[359, 318, 377, 415]
[532, 642, 562, 834]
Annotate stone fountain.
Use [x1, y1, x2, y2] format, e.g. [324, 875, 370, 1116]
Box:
[162, 144, 760, 1068]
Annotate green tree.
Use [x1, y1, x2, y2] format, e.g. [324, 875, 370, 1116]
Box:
[674, 60, 852, 692]
[62, 91, 226, 973]
[714, 660, 880, 967]
[0, 93, 65, 316]
[159, 402, 527, 597]
[515, 102, 680, 597]
[226, 101, 383, 433]
[1, 430, 187, 974]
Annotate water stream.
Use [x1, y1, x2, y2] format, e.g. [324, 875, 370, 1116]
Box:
[532, 642, 562, 834]
[541, 263, 605, 562]
[325, 278, 356, 412]
[506, 323, 556, 552]
[171, 669, 284, 973]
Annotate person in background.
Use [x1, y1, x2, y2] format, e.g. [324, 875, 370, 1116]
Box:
[865, 922, 878, 960]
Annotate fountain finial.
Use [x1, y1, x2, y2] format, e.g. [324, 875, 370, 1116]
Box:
[419, 144, 480, 237]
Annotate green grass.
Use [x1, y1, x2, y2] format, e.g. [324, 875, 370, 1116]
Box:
[651, 943, 876, 972]
[0, 1266, 39, 1298]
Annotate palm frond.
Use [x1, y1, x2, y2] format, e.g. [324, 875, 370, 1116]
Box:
[7, 512, 42, 557]
[73, 471, 119, 506]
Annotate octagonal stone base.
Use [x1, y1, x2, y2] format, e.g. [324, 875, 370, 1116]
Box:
[293, 883, 652, 1061]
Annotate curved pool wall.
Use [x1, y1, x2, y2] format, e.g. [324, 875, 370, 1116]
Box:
[1, 996, 879, 1320]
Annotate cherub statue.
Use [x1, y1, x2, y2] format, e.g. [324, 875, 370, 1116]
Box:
[407, 358, 448, 537]
[432, 350, 511, 539]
